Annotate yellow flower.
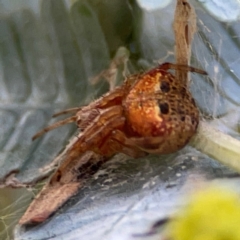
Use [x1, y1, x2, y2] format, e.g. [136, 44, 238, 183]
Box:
[166, 187, 240, 240]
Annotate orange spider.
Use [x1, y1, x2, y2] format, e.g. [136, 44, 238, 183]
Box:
[33, 62, 206, 159]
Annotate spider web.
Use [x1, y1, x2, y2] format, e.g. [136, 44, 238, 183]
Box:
[191, 1, 240, 134]
[0, 187, 38, 240]
[0, 0, 240, 240]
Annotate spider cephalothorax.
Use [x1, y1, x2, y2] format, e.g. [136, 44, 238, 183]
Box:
[33, 62, 206, 158]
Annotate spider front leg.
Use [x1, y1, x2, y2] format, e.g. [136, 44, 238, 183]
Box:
[99, 130, 147, 158]
[76, 106, 146, 158]
[79, 106, 123, 147]
[32, 85, 127, 141]
[156, 62, 207, 75]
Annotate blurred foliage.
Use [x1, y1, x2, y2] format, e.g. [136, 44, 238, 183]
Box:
[166, 186, 240, 240]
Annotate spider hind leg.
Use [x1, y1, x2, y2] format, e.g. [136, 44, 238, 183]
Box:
[52, 107, 82, 118]
[32, 115, 77, 141]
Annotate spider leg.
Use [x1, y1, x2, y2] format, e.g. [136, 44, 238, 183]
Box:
[83, 116, 125, 150]
[99, 137, 140, 158]
[32, 115, 77, 141]
[126, 135, 187, 154]
[73, 105, 145, 157]
[33, 74, 135, 141]
[127, 136, 164, 150]
[85, 75, 136, 110]
[91, 87, 125, 108]
[154, 62, 207, 75]
[49, 118, 129, 187]
[79, 106, 123, 146]
[52, 107, 82, 117]
[32, 90, 126, 142]
[100, 130, 147, 158]
[79, 114, 146, 158]
[110, 130, 147, 157]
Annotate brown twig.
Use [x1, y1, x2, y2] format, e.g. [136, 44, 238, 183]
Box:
[173, 0, 196, 85]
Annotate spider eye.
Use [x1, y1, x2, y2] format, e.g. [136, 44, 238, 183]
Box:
[160, 81, 170, 92]
[158, 102, 169, 114]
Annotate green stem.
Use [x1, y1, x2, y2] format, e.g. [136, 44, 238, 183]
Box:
[191, 121, 240, 172]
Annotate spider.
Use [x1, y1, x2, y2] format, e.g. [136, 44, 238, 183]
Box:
[33, 62, 207, 159]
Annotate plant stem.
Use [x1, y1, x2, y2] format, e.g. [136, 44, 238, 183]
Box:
[191, 121, 240, 172]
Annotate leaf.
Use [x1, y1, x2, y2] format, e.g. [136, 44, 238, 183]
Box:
[0, 0, 238, 240]
[0, 0, 111, 238]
